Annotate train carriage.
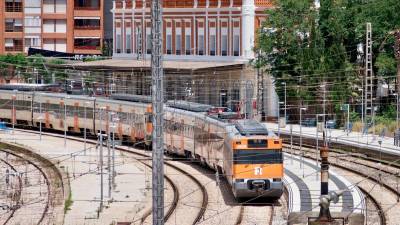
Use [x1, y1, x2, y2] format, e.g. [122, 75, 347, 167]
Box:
[0, 90, 284, 199]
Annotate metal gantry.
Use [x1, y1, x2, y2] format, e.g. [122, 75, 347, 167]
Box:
[151, 0, 164, 224]
[365, 23, 374, 133]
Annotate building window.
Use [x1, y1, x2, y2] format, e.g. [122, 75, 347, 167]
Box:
[5, 0, 22, 12]
[5, 19, 23, 32]
[198, 35, 204, 55]
[74, 19, 100, 30]
[176, 34, 181, 55]
[74, 38, 100, 50]
[166, 34, 172, 55]
[233, 35, 240, 56]
[135, 27, 142, 55]
[209, 35, 216, 56]
[126, 30, 132, 54]
[185, 35, 191, 55]
[146, 34, 151, 54]
[25, 37, 41, 47]
[5, 39, 23, 52]
[74, 0, 100, 10]
[221, 35, 228, 56]
[116, 34, 122, 53]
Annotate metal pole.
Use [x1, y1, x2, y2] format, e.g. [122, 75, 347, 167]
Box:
[290, 124, 293, 165]
[316, 115, 319, 168]
[39, 100, 42, 141]
[278, 101, 280, 137]
[284, 82, 287, 124]
[12, 94, 15, 134]
[347, 104, 350, 136]
[64, 99, 67, 147]
[397, 94, 399, 133]
[112, 122, 116, 186]
[84, 102, 87, 155]
[107, 111, 111, 198]
[300, 108, 303, 170]
[361, 88, 364, 135]
[99, 109, 104, 210]
[151, 0, 164, 224]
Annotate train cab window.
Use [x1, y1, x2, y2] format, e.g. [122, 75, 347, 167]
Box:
[247, 139, 268, 148]
[233, 150, 282, 164]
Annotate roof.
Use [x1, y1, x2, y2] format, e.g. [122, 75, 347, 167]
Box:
[235, 120, 269, 136]
[62, 59, 245, 72]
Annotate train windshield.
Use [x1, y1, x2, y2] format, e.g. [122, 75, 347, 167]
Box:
[233, 150, 283, 164]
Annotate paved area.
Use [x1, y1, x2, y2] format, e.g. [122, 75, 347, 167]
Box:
[284, 153, 365, 214]
[0, 130, 149, 225]
[265, 122, 400, 156]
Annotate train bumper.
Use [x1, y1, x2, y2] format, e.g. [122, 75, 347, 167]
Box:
[233, 179, 283, 198]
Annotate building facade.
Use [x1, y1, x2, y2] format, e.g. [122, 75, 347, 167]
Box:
[0, 0, 104, 55]
[111, 0, 272, 61]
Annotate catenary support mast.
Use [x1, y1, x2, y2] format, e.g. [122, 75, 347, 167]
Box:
[151, 0, 164, 224]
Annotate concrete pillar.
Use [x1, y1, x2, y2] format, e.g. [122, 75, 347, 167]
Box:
[241, 0, 255, 59]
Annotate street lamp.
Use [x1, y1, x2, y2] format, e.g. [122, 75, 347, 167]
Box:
[299, 107, 307, 177]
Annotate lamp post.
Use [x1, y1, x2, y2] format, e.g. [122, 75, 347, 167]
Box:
[300, 107, 307, 177]
[346, 103, 350, 136]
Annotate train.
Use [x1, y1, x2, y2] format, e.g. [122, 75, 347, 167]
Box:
[0, 90, 283, 199]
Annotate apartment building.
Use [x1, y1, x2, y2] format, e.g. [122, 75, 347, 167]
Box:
[0, 0, 104, 55]
[111, 0, 273, 61]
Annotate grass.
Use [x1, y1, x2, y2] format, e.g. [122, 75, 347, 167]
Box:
[351, 120, 398, 137]
[64, 187, 73, 213]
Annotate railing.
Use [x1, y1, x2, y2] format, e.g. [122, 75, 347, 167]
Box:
[74, 25, 100, 30]
[255, 0, 273, 7]
[5, 3, 22, 12]
[74, 6, 100, 10]
[5, 26, 23, 32]
[74, 45, 100, 50]
[5, 45, 23, 52]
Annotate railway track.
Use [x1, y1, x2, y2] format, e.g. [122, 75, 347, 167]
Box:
[13, 128, 209, 225]
[0, 158, 22, 224]
[0, 148, 50, 225]
[283, 143, 400, 225]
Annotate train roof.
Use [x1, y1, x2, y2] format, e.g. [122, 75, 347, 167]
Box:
[110, 94, 152, 103]
[166, 100, 213, 112]
[0, 83, 59, 92]
[234, 120, 269, 136]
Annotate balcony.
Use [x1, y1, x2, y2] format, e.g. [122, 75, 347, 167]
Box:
[74, 38, 101, 50]
[74, 0, 100, 10]
[5, 19, 23, 32]
[5, 1, 22, 12]
[5, 39, 23, 52]
[74, 19, 100, 30]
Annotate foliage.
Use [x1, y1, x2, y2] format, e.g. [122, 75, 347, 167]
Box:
[258, 0, 357, 111]
[257, 0, 400, 120]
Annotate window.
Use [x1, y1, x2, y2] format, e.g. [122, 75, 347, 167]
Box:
[5, 39, 23, 52]
[5, 19, 23, 32]
[221, 35, 228, 56]
[146, 34, 151, 54]
[116, 34, 122, 53]
[5, 0, 22, 12]
[25, 37, 41, 47]
[74, 38, 100, 50]
[209, 35, 216, 56]
[135, 26, 142, 55]
[126, 28, 132, 53]
[185, 35, 191, 55]
[198, 35, 204, 55]
[25, 0, 41, 7]
[233, 150, 283, 164]
[233, 35, 240, 56]
[25, 17, 41, 27]
[166, 34, 172, 54]
[175, 34, 181, 55]
[74, 19, 100, 29]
